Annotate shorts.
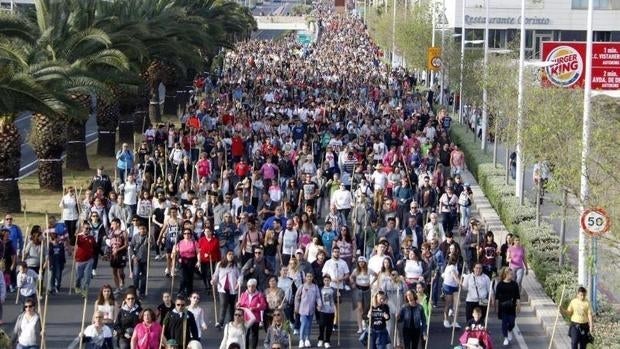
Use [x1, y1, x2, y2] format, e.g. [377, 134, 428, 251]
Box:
[442, 284, 459, 295]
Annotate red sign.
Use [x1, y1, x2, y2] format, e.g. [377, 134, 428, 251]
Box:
[541, 41, 620, 90]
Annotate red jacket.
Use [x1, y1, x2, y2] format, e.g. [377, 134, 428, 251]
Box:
[231, 136, 245, 157]
[198, 236, 221, 263]
[75, 234, 97, 262]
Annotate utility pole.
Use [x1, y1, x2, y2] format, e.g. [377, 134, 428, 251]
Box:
[480, 0, 489, 151]
[458, 0, 465, 123]
[515, 0, 526, 201]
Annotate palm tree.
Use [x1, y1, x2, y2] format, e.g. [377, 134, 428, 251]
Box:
[0, 0, 129, 187]
[0, 40, 67, 210]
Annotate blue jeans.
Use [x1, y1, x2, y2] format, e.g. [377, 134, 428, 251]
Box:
[431, 272, 442, 305]
[75, 259, 93, 290]
[512, 267, 525, 289]
[17, 345, 40, 349]
[501, 314, 516, 337]
[300, 314, 313, 341]
[132, 260, 147, 296]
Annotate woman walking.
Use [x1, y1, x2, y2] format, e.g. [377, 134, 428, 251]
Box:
[495, 267, 521, 346]
[220, 308, 250, 349]
[350, 256, 371, 334]
[94, 284, 117, 330]
[462, 263, 491, 323]
[213, 251, 242, 328]
[294, 273, 321, 348]
[12, 298, 42, 349]
[59, 186, 80, 246]
[173, 228, 200, 297]
[368, 291, 391, 349]
[397, 290, 427, 349]
[506, 235, 528, 289]
[237, 278, 267, 349]
[130, 308, 162, 349]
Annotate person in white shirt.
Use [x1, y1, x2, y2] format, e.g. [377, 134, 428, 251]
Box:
[371, 164, 388, 213]
[424, 213, 446, 242]
[331, 184, 353, 221]
[462, 263, 492, 323]
[372, 138, 387, 164]
[322, 247, 350, 290]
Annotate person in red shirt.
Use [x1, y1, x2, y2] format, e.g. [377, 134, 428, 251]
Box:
[198, 228, 220, 292]
[230, 133, 245, 163]
[234, 158, 251, 179]
[195, 153, 212, 180]
[75, 224, 97, 296]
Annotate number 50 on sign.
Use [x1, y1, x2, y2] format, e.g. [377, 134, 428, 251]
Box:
[580, 207, 611, 238]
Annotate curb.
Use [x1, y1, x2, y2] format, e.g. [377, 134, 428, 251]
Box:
[463, 171, 572, 349]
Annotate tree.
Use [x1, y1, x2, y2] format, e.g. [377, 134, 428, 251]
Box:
[0, 36, 67, 210]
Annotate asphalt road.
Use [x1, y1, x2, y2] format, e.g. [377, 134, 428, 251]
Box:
[252, 0, 297, 40]
[16, 111, 98, 178]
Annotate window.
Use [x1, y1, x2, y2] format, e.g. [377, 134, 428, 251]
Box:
[488, 29, 507, 49]
[594, 31, 612, 42]
[571, 0, 620, 9]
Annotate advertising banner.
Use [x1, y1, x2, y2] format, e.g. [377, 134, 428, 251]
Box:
[541, 41, 620, 90]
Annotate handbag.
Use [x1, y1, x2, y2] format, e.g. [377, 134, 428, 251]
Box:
[358, 328, 368, 346]
[473, 275, 489, 306]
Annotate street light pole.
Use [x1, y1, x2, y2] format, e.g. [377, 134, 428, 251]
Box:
[392, 0, 397, 66]
[481, 0, 489, 151]
[431, 0, 436, 88]
[458, 0, 465, 123]
[579, 0, 595, 310]
[515, 0, 526, 201]
[439, 0, 446, 106]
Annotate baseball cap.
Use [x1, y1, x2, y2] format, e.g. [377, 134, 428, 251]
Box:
[358, 256, 367, 263]
[295, 248, 304, 255]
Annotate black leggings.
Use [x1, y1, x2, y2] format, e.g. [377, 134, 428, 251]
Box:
[179, 258, 197, 296]
[402, 327, 423, 349]
[66, 220, 78, 246]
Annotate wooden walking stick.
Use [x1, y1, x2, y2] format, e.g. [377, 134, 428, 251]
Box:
[170, 248, 177, 295]
[450, 262, 467, 345]
[182, 310, 188, 348]
[209, 257, 218, 322]
[484, 279, 494, 329]
[425, 276, 434, 349]
[145, 208, 152, 296]
[78, 292, 88, 349]
[38, 212, 48, 297]
[41, 239, 50, 349]
[548, 285, 567, 349]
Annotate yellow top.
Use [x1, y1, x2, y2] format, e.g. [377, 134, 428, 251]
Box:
[567, 298, 591, 324]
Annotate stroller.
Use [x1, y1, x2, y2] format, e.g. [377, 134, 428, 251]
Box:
[454, 329, 494, 349]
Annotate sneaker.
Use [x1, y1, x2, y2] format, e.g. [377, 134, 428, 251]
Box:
[344, 285, 351, 291]
[9, 285, 15, 293]
[215, 322, 222, 329]
[298, 340, 304, 348]
[443, 320, 451, 328]
[155, 254, 161, 260]
[293, 329, 299, 336]
[356, 328, 363, 334]
[304, 340, 311, 348]
[324, 343, 330, 349]
[317, 341, 324, 347]
[508, 331, 513, 341]
[259, 321, 264, 328]
[452, 322, 461, 328]
[503, 338, 509, 346]
[448, 308, 453, 317]
[74, 287, 82, 295]
[91, 269, 97, 277]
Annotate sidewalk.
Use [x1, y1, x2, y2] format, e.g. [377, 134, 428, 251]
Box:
[460, 123, 620, 304]
[459, 167, 572, 349]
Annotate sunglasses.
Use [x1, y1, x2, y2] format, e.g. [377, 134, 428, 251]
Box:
[176, 303, 185, 307]
[273, 313, 282, 317]
[234, 313, 243, 317]
[254, 251, 263, 255]
[126, 297, 135, 300]
[24, 305, 34, 308]
[5, 217, 12, 220]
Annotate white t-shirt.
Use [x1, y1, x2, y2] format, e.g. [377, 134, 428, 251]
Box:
[464, 273, 491, 303]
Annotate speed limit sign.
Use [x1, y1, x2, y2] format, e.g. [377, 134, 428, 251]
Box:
[580, 207, 611, 238]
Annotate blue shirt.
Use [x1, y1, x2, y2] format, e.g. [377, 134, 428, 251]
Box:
[116, 150, 134, 170]
[2, 224, 23, 252]
[321, 229, 337, 256]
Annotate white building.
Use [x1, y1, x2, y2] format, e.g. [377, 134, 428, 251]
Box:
[443, 0, 620, 58]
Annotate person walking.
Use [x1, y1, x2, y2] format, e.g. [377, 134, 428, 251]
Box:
[506, 235, 528, 289]
[114, 292, 142, 349]
[129, 225, 149, 298]
[563, 286, 594, 349]
[11, 298, 42, 349]
[130, 308, 161, 349]
[220, 308, 249, 349]
[397, 290, 427, 349]
[495, 267, 521, 346]
[213, 250, 242, 328]
[237, 278, 267, 349]
[173, 228, 200, 297]
[263, 309, 290, 349]
[367, 291, 391, 349]
[162, 295, 199, 349]
[75, 224, 97, 296]
[462, 263, 491, 323]
[294, 273, 321, 348]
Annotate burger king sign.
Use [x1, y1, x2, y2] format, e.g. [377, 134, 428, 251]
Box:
[544, 45, 583, 88]
[541, 41, 620, 90]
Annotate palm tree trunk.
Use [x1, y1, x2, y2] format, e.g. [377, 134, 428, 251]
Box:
[96, 98, 119, 157]
[65, 118, 90, 171]
[0, 116, 22, 212]
[149, 87, 162, 124]
[31, 113, 66, 192]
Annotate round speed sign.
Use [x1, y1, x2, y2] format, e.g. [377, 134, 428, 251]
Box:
[580, 207, 611, 237]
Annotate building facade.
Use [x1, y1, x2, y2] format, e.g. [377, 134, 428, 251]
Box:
[444, 0, 620, 58]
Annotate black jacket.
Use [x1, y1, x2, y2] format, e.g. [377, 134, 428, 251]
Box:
[163, 310, 199, 346]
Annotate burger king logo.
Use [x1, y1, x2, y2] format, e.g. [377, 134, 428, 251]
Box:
[544, 46, 583, 87]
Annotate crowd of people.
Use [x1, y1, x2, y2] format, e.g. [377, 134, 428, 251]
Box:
[0, 1, 594, 349]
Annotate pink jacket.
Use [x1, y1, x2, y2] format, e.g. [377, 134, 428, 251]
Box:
[237, 290, 267, 321]
[133, 322, 162, 349]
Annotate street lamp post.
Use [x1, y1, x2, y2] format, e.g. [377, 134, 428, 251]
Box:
[458, 0, 465, 123]
[515, 0, 526, 202]
[579, 0, 594, 309]
[392, 0, 397, 66]
[481, 0, 489, 151]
